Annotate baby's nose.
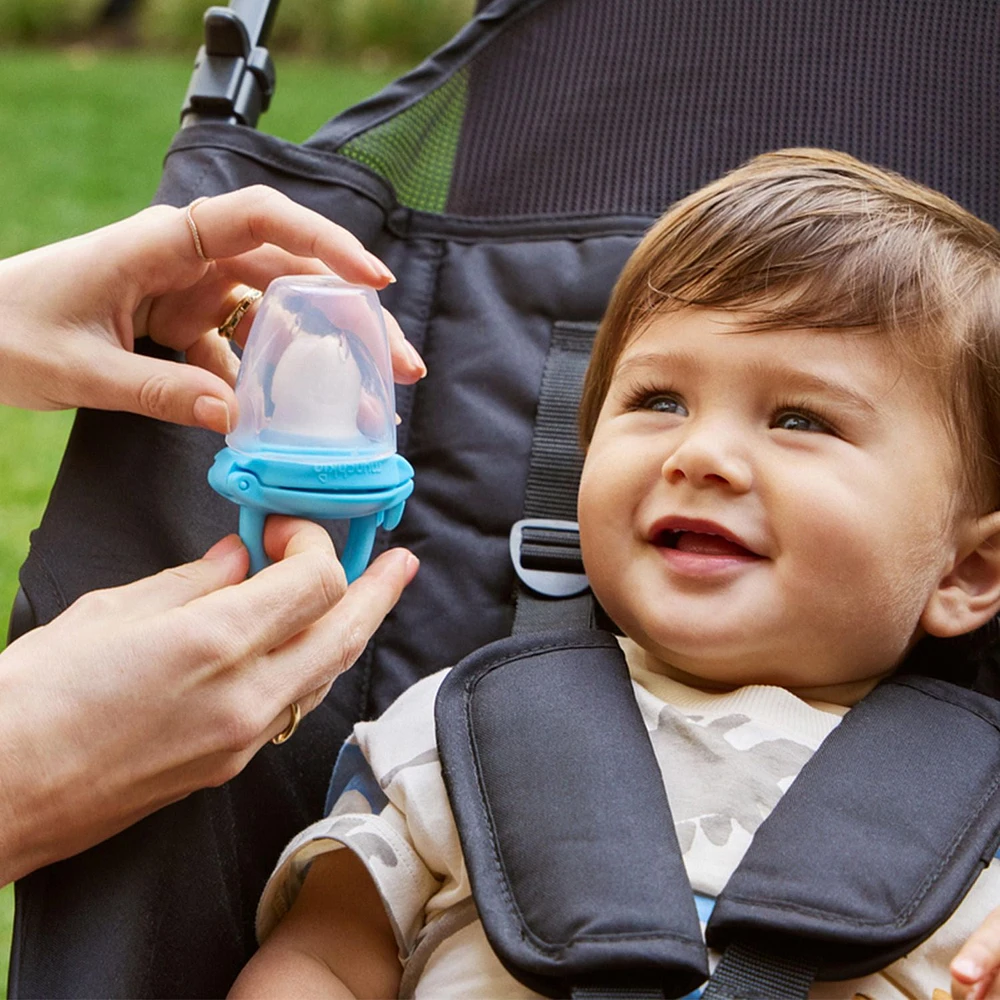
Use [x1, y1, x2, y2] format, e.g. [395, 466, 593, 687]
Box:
[660, 426, 753, 492]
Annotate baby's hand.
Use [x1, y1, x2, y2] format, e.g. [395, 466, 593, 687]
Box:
[952, 906, 1000, 999]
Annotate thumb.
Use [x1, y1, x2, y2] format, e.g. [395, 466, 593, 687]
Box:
[85, 348, 238, 433]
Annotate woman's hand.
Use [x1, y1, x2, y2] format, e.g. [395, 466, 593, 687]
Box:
[0, 517, 418, 886]
[953, 907, 1000, 999]
[0, 186, 425, 432]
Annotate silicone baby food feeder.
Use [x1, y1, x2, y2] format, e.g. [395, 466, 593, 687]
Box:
[208, 275, 414, 580]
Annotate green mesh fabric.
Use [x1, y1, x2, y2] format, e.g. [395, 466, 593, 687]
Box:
[339, 68, 468, 213]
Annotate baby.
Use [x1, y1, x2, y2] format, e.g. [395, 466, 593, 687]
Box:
[231, 150, 1000, 999]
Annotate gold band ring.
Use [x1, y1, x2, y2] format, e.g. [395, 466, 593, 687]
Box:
[272, 701, 301, 745]
[218, 289, 262, 340]
[185, 196, 211, 262]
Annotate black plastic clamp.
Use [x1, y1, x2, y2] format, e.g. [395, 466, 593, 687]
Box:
[180, 2, 278, 128]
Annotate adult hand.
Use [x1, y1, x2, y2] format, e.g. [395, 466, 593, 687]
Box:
[0, 186, 425, 433]
[0, 517, 418, 886]
[953, 907, 1000, 999]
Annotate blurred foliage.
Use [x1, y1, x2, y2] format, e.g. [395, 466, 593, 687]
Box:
[0, 0, 475, 65]
[0, 0, 94, 42]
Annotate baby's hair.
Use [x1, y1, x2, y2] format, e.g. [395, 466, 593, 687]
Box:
[579, 148, 1000, 509]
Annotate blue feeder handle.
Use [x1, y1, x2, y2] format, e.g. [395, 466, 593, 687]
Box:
[209, 449, 414, 581]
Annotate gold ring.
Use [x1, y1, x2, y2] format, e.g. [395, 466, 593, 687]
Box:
[218, 289, 262, 340]
[272, 702, 301, 745]
[185, 196, 211, 262]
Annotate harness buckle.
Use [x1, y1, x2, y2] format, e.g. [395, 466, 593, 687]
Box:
[509, 518, 590, 598]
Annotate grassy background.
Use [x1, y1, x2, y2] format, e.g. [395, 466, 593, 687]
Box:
[0, 40, 434, 992]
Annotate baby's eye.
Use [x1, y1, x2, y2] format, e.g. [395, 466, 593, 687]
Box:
[642, 394, 688, 416]
[771, 409, 831, 434]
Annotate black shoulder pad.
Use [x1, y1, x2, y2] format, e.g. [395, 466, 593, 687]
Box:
[435, 628, 708, 999]
[707, 675, 1000, 980]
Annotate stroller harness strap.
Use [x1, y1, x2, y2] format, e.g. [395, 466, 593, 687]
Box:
[435, 628, 1000, 998]
[511, 321, 596, 635]
[700, 945, 815, 1000]
[437, 628, 708, 999]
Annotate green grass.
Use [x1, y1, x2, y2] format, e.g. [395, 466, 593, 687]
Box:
[0, 406, 76, 622]
[0, 48, 401, 257]
[0, 46, 403, 995]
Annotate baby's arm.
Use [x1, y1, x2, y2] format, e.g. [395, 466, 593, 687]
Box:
[952, 905, 1000, 1000]
[230, 850, 402, 1000]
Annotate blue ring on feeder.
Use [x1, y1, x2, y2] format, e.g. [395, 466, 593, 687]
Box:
[208, 447, 414, 581]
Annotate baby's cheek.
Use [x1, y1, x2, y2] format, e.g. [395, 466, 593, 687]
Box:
[577, 496, 627, 617]
[576, 465, 610, 549]
[804, 536, 936, 672]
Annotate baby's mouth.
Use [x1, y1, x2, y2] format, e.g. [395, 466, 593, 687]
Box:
[656, 530, 758, 559]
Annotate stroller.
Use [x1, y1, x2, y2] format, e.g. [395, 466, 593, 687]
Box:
[8, 0, 1000, 996]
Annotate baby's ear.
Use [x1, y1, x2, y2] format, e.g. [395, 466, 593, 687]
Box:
[922, 511, 1000, 638]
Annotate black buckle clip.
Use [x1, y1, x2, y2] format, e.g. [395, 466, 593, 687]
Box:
[509, 519, 590, 598]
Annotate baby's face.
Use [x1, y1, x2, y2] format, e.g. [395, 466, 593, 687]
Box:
[578, 308, 966, 689]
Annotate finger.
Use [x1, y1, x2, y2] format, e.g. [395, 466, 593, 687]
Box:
[262, 515, 338, 562]
[212, 245, 332, 296]
[258, 676, 332, 745]
[266, 547, 419, 698]
[70, 343, 238, 434]
[298, 679, 334, 717]
[215, 253, 422, 375]
[950, 974, 998, 1000]
[148, 245, 422, 384]
[186, 327, 242, 388]
[97, 203, 211, 301]
[176, 543, 413, 762]
[144, 270, 262, 350]
[60, 535, 249, 625]
[383, 308, 426, 384]
[144, 242, 371, 351]
[189, 187, 394, 288]
[191, 522, 351, 656]
[952, 909, 1000, 998]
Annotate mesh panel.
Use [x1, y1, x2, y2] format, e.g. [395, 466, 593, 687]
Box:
[339, 68, 468, 213]
[446, 0, 1000, 223]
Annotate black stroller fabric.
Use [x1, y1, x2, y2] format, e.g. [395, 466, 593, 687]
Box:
[10, 0, 1000, 996]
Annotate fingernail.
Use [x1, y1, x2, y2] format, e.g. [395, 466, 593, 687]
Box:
[381, 548, 419, 579]
[365, 251, 396, 284]
[194, 395, 233, 434]
[952, 957, 984, 982]
[404, 340, 427, 377]
[204, 534, 243, 561]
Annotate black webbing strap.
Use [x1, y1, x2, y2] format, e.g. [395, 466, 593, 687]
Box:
[512, 321, 596, 634]
[522, 322, 592, 519]
[701, 945, 815, 1000]
[512, 582, 594, 633]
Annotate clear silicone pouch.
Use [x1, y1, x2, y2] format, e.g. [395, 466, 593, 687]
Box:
[208, 275, 414, 579]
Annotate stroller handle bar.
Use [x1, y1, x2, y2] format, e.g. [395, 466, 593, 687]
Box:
[180, 0, 281, 129]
